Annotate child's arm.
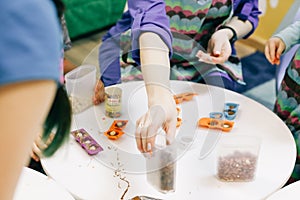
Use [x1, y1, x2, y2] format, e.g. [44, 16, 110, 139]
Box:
[273, 20, 300, 53]
[95, 0, 173, 106]
[94, 11, 133, 105]
[128, 0, 173, 64]
[0, 80, 56, 199]
[135, 32, 177, 153]
[126, 0, 175, 153]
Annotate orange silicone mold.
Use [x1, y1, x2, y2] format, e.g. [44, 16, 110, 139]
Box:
[197, 117, 234, 132]
[111, 120, 128, 130]
[104, 129, 124, 140]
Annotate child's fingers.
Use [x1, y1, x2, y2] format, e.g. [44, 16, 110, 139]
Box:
[275, 42, 285, 60]
[270, 44, 277, 63]
[31, 152, 40, 162]
[93, 81, 105, 105]
[196, 50, 216, 64]
[264, 45, 273, 64]
[31, 142, 41, 162]
[265, 42, 277, 65]
[211, 48, 230, 64]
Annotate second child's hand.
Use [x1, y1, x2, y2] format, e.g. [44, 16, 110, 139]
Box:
[93, 80, 105, 105]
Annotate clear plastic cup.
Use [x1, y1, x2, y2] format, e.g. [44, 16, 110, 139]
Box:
[105, 87, 122, 118]
[146, 133, 177, 193]
[65, 65, 96, 114]
[216, 135, 261, 182]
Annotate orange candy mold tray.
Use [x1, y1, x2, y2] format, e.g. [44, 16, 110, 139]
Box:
[173, 92, 198, 104]
[198, 117, 234, 132]
[110, 120, 128, 130]
[104, 119, 128, 140]
[104, 129, 125, 140]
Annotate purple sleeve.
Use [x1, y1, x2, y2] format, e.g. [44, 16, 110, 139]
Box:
[102, 11, 132, 42]
[99, 0, 172, 86]
[99, 11, 132, 86]
[128, 0, 173, 63]
[233, 0, 261, 38]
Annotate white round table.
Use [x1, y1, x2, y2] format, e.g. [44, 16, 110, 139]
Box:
[41, 81, 296, 200]
[13, 167, 74, 200]
[266, 181, 300, 200]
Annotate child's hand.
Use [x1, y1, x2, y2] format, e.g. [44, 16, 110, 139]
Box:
[30, 133, 55, 162]
[265, 37, 286, 65]
[93, 80, 105, 105]
[135, 87, 177, 154]
[31, 141, 41, 162]
[196, 50, 215, 64]
[197, 28, 232, 64]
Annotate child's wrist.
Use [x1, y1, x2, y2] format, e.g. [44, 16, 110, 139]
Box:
[217, 25, 237, 43]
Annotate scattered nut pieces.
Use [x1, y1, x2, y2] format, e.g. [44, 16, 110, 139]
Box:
[217, 151, 258, 182]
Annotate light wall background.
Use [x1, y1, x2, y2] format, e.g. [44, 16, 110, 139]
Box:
[244, 0, 300, 51]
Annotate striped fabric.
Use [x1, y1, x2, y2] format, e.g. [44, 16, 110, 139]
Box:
[120, 0, 245, 85]
[275, 48, 300, 184]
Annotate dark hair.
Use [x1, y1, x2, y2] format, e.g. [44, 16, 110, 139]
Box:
[52, 0, 65, 18]
[42, 84, 71, 157]
[40, 0, 70, 157]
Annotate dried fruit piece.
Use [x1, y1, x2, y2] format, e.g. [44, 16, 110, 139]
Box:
[173, 92, 198, 104]
[176, 107, 181, 115]
[176, 117, 182, 128]
[182, 92, 197, 101]
[173, 95, 183, 104]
